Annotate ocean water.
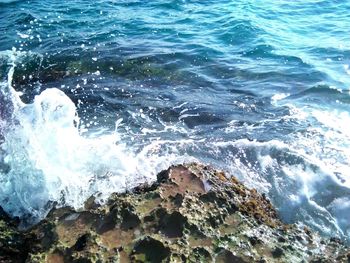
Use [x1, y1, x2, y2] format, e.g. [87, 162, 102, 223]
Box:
[0, 0, 350, 241]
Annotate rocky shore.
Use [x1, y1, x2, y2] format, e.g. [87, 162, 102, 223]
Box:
[1, 163, 350, 262]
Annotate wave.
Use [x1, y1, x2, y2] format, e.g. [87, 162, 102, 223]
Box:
[0, 49, 190, 225]
[0, 0, 20, 5]
[210, 137, 350, 241]
[286, 84, 350, 105]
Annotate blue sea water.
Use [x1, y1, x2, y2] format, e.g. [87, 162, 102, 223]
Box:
[0, 0, 350, 241]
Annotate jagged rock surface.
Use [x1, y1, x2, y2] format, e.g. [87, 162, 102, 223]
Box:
[1, 163, 350, 262]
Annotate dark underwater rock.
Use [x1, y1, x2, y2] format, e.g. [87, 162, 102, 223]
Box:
[0, 206, 33, 262]
[1, 163, 350, 262]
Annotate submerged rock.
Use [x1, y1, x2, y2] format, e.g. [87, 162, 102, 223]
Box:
[1, 163, 350, 262]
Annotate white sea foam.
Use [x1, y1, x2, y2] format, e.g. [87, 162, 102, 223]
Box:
[211, 136, 348, 238]
[222, 99, 350, 240]
[0, 50, 188, 223]
[271, 93, 289, 105]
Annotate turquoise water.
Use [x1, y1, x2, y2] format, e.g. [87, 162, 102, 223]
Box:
[1, 0, 350, 241]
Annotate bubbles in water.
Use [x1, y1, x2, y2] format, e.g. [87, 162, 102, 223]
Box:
[0, 50, 188, 224]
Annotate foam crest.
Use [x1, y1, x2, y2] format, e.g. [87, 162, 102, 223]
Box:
[291, 107, 350, 188]
[209, 134, 349, 240]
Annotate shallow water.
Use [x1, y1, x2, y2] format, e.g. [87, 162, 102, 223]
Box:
[0, 0, 350, 241]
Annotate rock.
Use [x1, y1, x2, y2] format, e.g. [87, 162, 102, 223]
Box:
[131, 236, 171, 262]
[0, 206, 32, 262]
[0, 163, 350, 262]
[271, 247, 284, 258]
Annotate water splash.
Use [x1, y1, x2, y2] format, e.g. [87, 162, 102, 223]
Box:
[0, 50, 190, 224]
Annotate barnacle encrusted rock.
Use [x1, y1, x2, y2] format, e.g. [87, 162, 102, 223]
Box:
[1, 163, 350, 262]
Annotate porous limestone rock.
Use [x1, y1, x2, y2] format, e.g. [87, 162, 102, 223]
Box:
[1, 163, 350, 262]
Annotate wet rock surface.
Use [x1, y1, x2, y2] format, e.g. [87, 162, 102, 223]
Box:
[1, 163, 350, 262]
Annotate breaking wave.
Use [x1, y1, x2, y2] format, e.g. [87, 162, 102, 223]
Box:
[0, 49, 192, 225]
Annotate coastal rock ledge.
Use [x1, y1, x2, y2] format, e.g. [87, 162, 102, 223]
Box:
[1, 163, 349, 263]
